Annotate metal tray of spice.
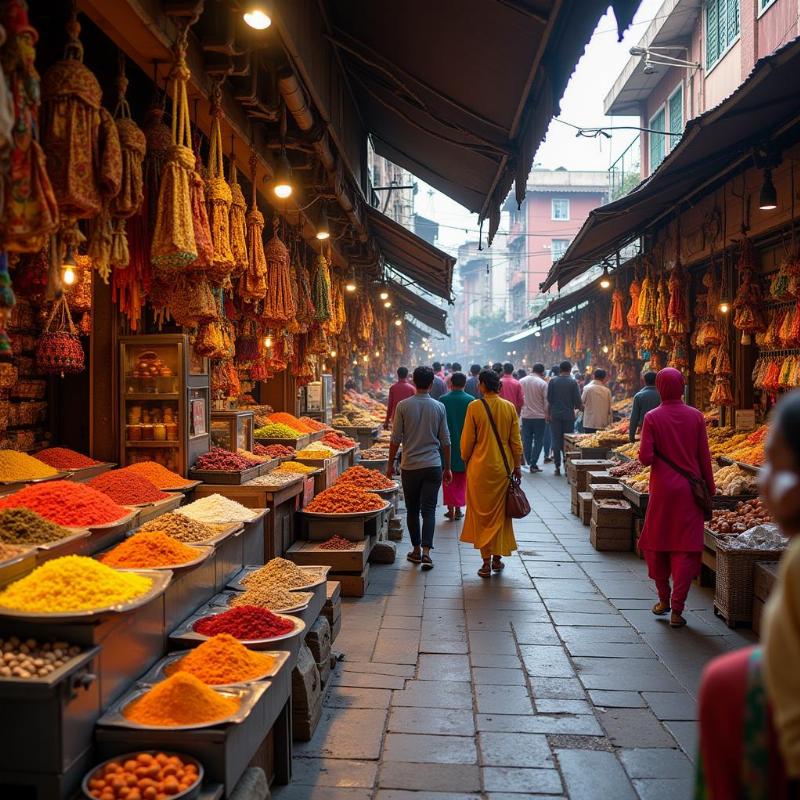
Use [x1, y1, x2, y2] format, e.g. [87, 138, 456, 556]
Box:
[299, 500, 391, 519]
[0, 568, 173, 624]
[208, 589, 311, 615]
[65, 462, 116, 483]
[98, 680, 269, 731]
[81, 751, 204, 800]
[368, 482, 400, 496]
[87, 508, 140, 535]
[161, 479, 203, 494]
[169, 607, 306, 650]
[188, 464, 263, 486]
[138, 649, 291, 687]
[97, 545, 214, 573]
[227, 564, 330, 592]
[0, 471, 71, 488]
[0, 546, 38, 588]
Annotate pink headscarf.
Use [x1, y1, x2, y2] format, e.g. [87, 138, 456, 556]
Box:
[656, 367, 685, 402]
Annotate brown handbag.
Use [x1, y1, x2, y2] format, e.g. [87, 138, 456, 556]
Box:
[654, 447, 713, 521]
[480, 398, 531, 519]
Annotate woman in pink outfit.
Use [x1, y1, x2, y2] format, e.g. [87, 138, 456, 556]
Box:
[638, 368, 715, 628]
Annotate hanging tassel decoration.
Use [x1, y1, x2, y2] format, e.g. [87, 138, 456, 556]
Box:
[228, 142, 248, 278]
[239, 151, 267, 302]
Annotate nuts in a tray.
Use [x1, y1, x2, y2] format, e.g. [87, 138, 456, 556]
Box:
[0, 636, 81, 678]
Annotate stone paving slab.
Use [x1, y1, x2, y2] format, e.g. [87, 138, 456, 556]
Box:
[275, 469, 747, 799]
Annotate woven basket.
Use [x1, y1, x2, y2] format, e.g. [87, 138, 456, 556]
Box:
[714, 538, 784, 627]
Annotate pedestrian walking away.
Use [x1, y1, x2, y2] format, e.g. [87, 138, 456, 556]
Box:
[581, 368, 613, 433]
[629, 370, 661, 441]
[384, 366, 415, 429]
[520, 363, 548, 472]
[387, 366, 452, 570]
[445, 362, 462, 391]
[499, 361, 524, 414]
[546, 360, 582, 476]
[638, 368, 715, 628]
[464, 363, 482, 399]
[430, 364, 448, 400]
[460, 369, 522, 577]
[439, 371, 472, 520]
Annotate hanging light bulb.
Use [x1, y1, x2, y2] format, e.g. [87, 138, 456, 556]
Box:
[363, 354, 369, 363]
[534, 330, 541, 337]
[243, 3, 272, 29]
[374, 350, 380, 357]
[379, 289, 389, 301]
[602, 344, 609, 354]
[329, 349, 337, 358]
[394, 318, 402, 326]
[718, 301, 730, 314]
[383, 300, 392, 308]
[315, 202, 330, 240]
[759, 167, 777, 210]
[345, 271, 357, 292]
[352, 359, 358, 366]
[264, 335, 273, 348]
[599, 264, 611, 289]
[61, 245, 77, 287]
[272, 148, 293, 199]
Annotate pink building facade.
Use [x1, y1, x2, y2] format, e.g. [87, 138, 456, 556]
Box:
[506, 170, 609, 322]
[606, 0, 799, 177]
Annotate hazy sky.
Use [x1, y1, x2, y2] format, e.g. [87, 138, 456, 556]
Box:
[415, 0, 663, 254]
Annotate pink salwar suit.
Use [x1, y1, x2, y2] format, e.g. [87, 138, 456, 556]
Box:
[638, 368, 715, 614]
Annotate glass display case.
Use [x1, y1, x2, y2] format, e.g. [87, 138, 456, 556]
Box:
[210, 410, 254, 453]
[301, 374, 333, 424]
[119, 334, 210, 475]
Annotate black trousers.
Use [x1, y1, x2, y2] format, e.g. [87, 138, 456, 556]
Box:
[401, 466, 442, 549]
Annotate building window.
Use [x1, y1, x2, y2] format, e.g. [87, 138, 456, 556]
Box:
[706, 0, 740, 70]
[758, 0, 777, 16]
[668, 84, 683, 151]
[551, 198, 570, 221]
[551, 238, 570, 263]
[649, 106, 666, 173]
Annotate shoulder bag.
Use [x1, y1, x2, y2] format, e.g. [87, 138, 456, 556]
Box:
[654, 447, 713, 521]
[480, 398, 531, 519]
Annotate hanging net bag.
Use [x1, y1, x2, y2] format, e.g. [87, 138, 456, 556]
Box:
[37, 294, 84, 375]
[239, 152, 267, 302]
[151, 26, 197, 270]
[205, 83, 234, 286]
[263, 218, 295, 326]
[228, 149, 248, 279]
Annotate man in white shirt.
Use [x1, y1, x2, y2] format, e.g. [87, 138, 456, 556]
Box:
[581, 369, 613, 433]
[519, 363, 549, 473]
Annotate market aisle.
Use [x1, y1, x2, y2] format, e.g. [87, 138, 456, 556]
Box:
[274, 471, 756, 800]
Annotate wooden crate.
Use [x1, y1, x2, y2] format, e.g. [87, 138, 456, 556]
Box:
[572, 460, 616, 492]
[286, 538, 370, 573]
[590, 484, 625, 501]
[591, 498, 633, 529]
[590, 519, 632, 552]
[332, 563, 370, 597]
[578, 492, 593, 526]
[587, 471, 615, 485]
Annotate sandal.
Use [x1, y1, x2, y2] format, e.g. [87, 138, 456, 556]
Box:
[478, 561, 492, 578]
[406, 551, 422, 564]
[651, 601, 671, 616]
[492, 557, 505, 572]
[444, 510, 454, 520]
[421, 554, 434, 571]
[669, 614, 687, 629]
[454, 508, 463, 520]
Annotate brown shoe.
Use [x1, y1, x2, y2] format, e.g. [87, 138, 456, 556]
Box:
[652, 601, 671, 616]
[670, 613, 687, 628]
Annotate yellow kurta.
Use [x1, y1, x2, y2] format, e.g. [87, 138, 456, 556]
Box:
[459, 393, 522, 556]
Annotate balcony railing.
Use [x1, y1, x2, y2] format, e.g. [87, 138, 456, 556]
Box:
[608, 135, 641, 201]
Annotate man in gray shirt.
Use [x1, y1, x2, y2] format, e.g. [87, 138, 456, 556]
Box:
[388, 366, 452, 570]
[546, 360, 583, 476]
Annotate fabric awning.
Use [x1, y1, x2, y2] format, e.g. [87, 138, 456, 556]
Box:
[403, 318, 445, 342]
[533, 277, 604, 323]
[327, 0, 639, 244]
[388, 279, 448, 336]
[502, 327, 539, 343]
[543, 37, 800, 291]
[367, 207, 455, 300]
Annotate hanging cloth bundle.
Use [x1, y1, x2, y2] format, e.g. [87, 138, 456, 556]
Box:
[263, 218, 295, 325]
[187, 131, 214, 271]
[0, 0, 58, 253]
[151, 26, 198, 270]
[205, 83, 234, 286]
[110, 56, 145, 271]
[312, 251, 332, 321]
[41, 10, 121, 222]
[228, 148, 248, 278]
[239, 152, 267, 302]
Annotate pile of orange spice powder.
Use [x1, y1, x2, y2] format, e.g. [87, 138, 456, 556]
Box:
[119, 461, 194, 489]
[165, 634, 275, 684]
[123, 671, 239, 726]
[304, 483, 385, 514]
[0, 481, 127, 527]
[100, 532, 203, 569]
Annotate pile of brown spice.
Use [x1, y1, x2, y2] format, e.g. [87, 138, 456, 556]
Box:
[139, 512, 218, 543]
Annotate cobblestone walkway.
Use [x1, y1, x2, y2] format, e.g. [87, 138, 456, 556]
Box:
[275, 471, 755, 799]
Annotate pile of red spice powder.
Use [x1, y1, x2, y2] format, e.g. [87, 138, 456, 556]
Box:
[0, 481, 128, 527]
[192, 605, 295, 640]
[88, 471, 170, 506]
[34, 447, 99, 470]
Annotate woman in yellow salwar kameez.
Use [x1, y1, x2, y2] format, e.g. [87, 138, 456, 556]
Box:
[460, 369, 523, 577]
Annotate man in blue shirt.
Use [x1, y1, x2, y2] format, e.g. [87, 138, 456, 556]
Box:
[629, 371, 661, 442]
[464, 364, 481, 398]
